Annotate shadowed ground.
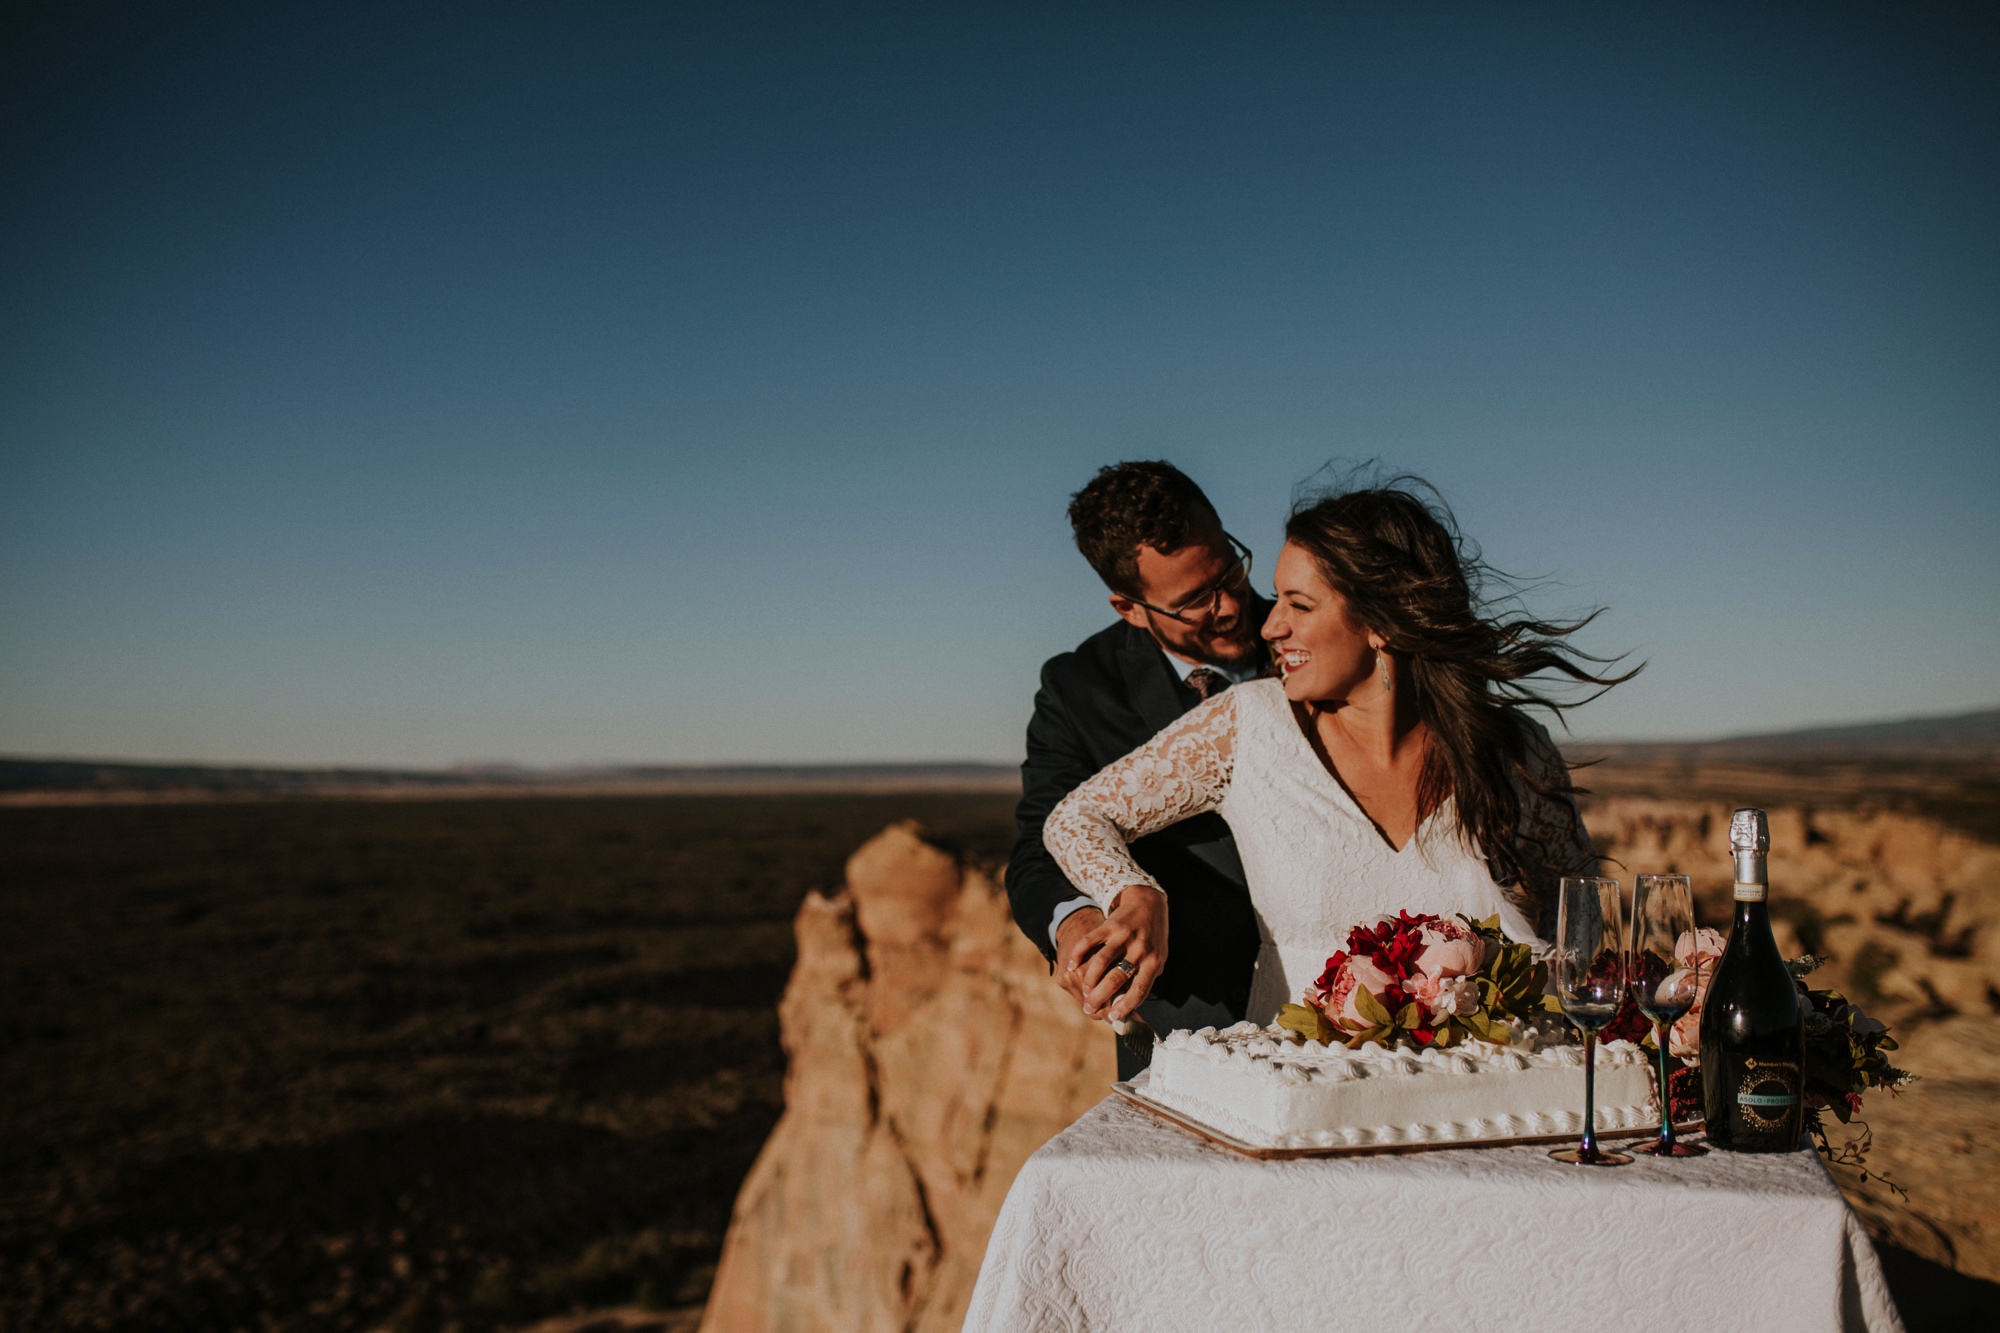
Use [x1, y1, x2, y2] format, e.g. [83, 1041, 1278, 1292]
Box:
[1, 795, 1015, 1332]
[5, 778, 1997, 1330]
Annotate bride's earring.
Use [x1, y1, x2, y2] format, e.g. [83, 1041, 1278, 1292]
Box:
[1378, 651, 1392, 694]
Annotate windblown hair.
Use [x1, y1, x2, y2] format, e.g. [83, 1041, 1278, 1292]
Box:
[1284, 472, 1635, 912]
[1068, 461, 1219, 597]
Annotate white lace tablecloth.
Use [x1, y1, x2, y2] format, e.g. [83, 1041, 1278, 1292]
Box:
[965, 1096, 1903, 1333]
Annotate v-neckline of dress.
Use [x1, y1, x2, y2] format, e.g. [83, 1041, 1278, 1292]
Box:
[1281, 695, 1437, 856]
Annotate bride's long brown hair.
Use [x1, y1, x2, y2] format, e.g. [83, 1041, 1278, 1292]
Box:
[1284, 472, 1634, 913]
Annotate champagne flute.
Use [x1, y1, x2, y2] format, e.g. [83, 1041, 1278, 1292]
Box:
[1549, 876, 1633, 1166]
[1631, 874, 1707, 1156]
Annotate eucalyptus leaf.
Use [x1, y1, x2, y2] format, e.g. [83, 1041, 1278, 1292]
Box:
[1786, 954, 1830, 979]
[1354, 986, 1394, 1027]
[1276, 1003, 1332, 1044]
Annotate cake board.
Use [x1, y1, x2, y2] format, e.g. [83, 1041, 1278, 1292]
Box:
[1112, 1080, 1706, 1160]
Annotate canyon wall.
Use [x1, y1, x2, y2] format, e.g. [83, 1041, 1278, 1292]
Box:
[1583, 798, 2000, 1024]
[697, 823, 1114, 1333]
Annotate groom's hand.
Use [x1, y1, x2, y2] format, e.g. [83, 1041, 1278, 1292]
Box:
[1064, 884, 1168, 1023]
[1052, 907, 1106, 1008]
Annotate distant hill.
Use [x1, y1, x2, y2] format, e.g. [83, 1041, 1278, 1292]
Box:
[1564, 706, 2000, 845]
[5, 705, 1996, 806]
[1569, 706, 2000, 764]
[0, 758, 1021, 804]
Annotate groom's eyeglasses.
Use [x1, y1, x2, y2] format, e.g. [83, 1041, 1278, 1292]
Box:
[1131, 535, 1254, 626]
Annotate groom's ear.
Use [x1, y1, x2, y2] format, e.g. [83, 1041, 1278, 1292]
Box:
[1107, 591, 1152, 631]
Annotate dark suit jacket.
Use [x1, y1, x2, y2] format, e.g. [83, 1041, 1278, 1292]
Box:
[1007, 611, 1270, 1019]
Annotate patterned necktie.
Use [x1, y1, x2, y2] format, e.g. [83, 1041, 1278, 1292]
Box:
[1184, 667, 1229, 702]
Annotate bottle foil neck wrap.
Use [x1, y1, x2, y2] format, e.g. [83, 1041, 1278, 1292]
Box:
[1732, 848, 1764, 882]
[1733, 847, 1768, 900]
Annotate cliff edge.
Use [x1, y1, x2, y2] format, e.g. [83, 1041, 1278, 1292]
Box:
[697, 822, 1114, 1333]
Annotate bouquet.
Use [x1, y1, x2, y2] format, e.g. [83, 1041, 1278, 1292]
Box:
[1277, 911, 1557, 1049]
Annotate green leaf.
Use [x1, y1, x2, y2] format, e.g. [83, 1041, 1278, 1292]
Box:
[1276, 1003, 1319, 1040]
[1354, 986, 1394, 1027]
[1394, 1002, 1422, 1031]
[1276, 1003, 1336, 1044]
[1785, 953, 1830, 980]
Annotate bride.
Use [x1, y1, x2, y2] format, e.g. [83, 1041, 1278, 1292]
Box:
[1044, 476, 1626, 1028]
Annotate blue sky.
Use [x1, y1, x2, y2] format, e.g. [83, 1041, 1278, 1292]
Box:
[3, 2, 1996, 766]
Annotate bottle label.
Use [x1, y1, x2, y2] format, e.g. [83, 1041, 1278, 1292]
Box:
[1736, 1059, 1801, 1132]
[1733, 880, 1768, 902]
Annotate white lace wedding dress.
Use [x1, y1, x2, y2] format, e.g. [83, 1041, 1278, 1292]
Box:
[1043, 678, 1592, 1024]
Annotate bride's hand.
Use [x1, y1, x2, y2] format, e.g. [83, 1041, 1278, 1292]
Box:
[1063, 884, 1168, 1023]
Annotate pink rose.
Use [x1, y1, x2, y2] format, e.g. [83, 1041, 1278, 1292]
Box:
[1674, 928, 1727, 974]
[1414, 973, 1481, 1022]
[1322, 953, 1396, 1032]
[1668, 1008, 1701, 1061]
[1650, 966, 1702, 1015]
[1668, 929, 1727, 1053]
[1413, 918, 1489, 982]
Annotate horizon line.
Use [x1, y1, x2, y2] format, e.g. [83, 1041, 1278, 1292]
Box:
[4, 700, 1996, 776]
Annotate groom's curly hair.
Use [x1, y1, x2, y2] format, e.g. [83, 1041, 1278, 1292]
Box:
[1068, 461, 1220, 597]
[1285, 468, 1639, 932]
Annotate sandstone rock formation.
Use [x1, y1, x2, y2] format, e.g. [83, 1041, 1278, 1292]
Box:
[1583, 798, 1999, 1036]
[697, 823, 1114, 1333]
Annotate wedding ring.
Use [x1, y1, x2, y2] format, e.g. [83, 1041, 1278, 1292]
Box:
[1113, 959, 1138, 976]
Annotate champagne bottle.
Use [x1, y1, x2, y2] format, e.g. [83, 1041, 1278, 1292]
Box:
[1699, 808, 1805, 1152]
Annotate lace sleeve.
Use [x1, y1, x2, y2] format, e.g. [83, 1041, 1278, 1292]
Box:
[1041, 689, 1238, 911]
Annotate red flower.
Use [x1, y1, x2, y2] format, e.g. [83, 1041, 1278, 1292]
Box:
[1667, 1063, 1702, 1123]
[1309, 951, 1350, 1007]
[1342, 911, 1438, 985]
[1599, 995, 1652, 1046]
[1311, 912, 1504, 1042]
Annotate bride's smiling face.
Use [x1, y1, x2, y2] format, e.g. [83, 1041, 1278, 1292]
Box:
[1261, 542, 1386, 703]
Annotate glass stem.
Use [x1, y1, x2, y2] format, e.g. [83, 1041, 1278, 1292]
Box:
[1580, 1031, 1599, 1160]
[1653, 1021, 1676, 1150]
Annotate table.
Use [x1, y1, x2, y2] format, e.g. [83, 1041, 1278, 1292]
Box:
[965, 1096, 1903, 1332]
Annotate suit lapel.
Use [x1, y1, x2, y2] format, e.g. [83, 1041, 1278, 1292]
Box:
[1116, 626, 1187, 736]
[1112, 596, 1276, 742]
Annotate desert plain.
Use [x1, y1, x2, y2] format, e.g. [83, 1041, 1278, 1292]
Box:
[2, 718, 1996, 1332]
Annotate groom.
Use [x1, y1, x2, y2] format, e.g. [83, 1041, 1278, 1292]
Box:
[1008, 461, 1269, 1078]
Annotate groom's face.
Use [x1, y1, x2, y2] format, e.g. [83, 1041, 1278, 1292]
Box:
[1107, 514, 1263, 667]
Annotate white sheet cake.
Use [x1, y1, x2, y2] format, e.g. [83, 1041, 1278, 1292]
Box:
[1138, 1021, 1658, 1151]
